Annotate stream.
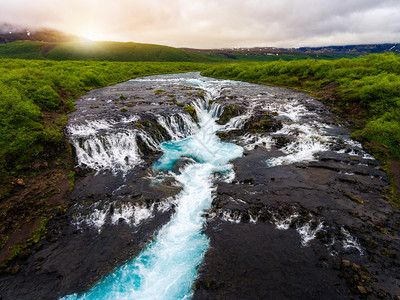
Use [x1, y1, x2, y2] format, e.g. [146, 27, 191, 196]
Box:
[63, 76, 243, 299]
[0, 73, 398, 299]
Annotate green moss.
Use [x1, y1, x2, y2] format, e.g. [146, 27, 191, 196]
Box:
[120, 94, 127, 99]
[9, 217, 49, 261]
[68, 171, 75, 191]
[184, 105, 197, 121]
[155, 89, 165, 95]
[381, 249, 397, 259]
[120, 107, 128, 112]
[217, 105, 238, 124]
[217, 132, 229, 138]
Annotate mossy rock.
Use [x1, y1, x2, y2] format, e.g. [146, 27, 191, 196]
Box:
[184, 106, 197, 121]
[155, 89, 165, 95]
[243, 111, 282, 132]
[217, 132, 230, 139]
[217, 104, 244, 125]
[274, 136, 291, 148]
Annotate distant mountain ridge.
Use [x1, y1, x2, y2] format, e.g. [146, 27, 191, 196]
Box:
[183, 43, 400, 61]
[1, 24, 398, 62]
[0, 24, 80, 43]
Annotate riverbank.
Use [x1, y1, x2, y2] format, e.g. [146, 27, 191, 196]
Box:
[202, 53, 400, 202]
[0, 60, 209, 268]
[1, 72, 398, 299]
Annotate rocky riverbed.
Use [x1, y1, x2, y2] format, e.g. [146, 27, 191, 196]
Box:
[0, 72, 398, 299]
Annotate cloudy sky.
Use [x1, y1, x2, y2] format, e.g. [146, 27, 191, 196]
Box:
[1, 0, 400, 48]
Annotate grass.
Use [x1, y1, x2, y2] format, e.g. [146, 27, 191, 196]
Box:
[0, 41, 216, 62]
[0, 41, 44, 60]
[46, 41, 216, 62]
[1, 53, 399, 263]
[0, 59, 210, 176]
[202, 53, 400, 160]
[0, 58, 213, 264]
[0, 41, 358, 63]
[202, 53, 400, 199]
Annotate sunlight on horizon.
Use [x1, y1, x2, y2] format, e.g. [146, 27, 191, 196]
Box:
[79, 27, 105, 41]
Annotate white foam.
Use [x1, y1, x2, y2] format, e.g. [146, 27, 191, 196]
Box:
[264, 99, 311, 122]
[157, 113, 198, 141]
[72, 131, 143, 173]
[221, 210, 241, 223]
[241, 133, 274, 151]
[68, 119, 114, 136]
[341, 227, 363, 255]
[157, 197, 179, 213]
[225, 101, 257, 131]
[267, 123, 333, 166]
[72, 207, 109, 233]
[297, 222, 324, 246]
[274, 213, 299, 230]
[120, 115, 139, 123]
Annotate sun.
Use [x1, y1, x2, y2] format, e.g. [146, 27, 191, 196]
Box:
[80, 30, 103, 41]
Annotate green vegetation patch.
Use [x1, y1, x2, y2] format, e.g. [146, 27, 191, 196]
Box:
[202, 53, 400, 197]
[0, 59, 209, 175]
[0, 41, 217, 62]
[184, 105, 197, 121]
[202, 53, 400, 160]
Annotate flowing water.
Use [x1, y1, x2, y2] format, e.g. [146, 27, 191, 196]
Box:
[62, 76, 244, 299]
[1, 73, 396, 300]
[56, 72, 392, 300]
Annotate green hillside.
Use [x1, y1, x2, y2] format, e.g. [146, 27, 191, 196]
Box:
[0, 41, 217, 62]
[0, 41, 44, 59]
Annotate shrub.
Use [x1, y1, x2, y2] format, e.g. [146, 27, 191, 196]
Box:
[31, 85, 61, 110]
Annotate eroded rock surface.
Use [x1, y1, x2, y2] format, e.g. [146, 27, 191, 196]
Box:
[0, 73, 398, 300]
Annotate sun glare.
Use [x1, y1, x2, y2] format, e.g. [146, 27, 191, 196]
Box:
[81, 30, 102, 41]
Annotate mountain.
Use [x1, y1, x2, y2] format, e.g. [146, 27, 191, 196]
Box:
[183, 44, 400, 61]
[0, 24, 80, 43]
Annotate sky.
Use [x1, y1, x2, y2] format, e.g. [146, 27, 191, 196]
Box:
[1, 0, 400, 48]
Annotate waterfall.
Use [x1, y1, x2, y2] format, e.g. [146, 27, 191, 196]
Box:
[62, 74, 243, 300]
[156, 113, 198, 141]
[71, 131, 143, 173]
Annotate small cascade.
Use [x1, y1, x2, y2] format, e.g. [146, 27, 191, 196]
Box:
[156, 113, 198, 141]
[208, 101, 224, 118]
[71, 131, 143, 173]
[224, 101, 257, 130]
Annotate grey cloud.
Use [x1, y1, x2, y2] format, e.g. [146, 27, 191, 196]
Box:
[0, 0, 399, 48]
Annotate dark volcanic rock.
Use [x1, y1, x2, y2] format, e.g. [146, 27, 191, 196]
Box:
[243, 111, 282, 132]
[217, 104, 245, 125]
[1, 72, 399, 300]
